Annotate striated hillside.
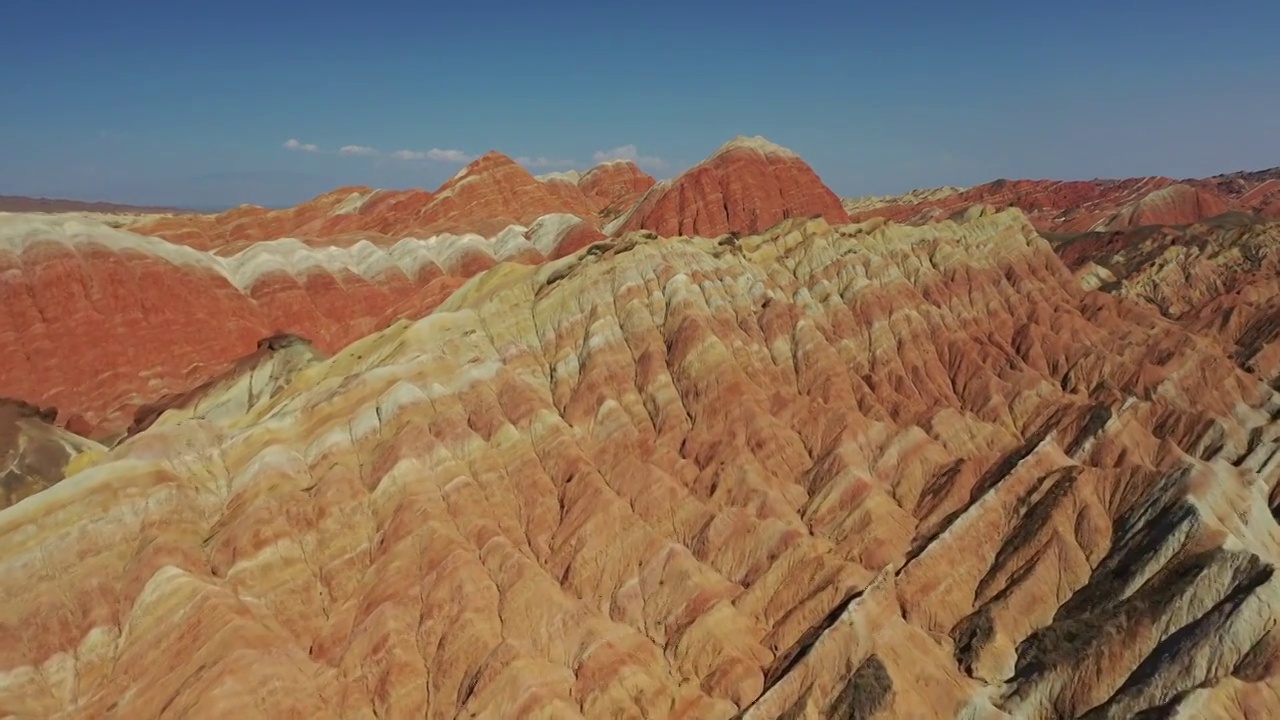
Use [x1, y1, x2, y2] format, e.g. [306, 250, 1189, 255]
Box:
[0, 138, 845, 439]
[126, 136, 849, 253]
[2, 207, 1278, 718]
[0, 213, 600, 437]
[128, 158, 659, 249]
[1058, 215, 1280, 379]
[846, 168, 1280, 233]
[579, 161, 657, 222]
[607, 136, 850, 237]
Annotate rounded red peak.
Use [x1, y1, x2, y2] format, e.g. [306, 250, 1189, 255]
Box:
[439, 152, 529, 186]
[431, 152, 538, 198]
[609, 136, 848, 237]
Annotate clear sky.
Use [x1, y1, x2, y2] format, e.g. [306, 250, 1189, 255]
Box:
[2, 0, 1277, 209]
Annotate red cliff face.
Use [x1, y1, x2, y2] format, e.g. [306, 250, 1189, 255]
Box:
[609, 136, 850, 237]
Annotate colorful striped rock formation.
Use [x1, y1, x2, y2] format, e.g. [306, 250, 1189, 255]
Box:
[2, 208, 1279, 718]
[607, 136, 851, 237]
[845, 167, 1280, 233]
[0, 213, 592, 437]
[0, 137, 851, 439]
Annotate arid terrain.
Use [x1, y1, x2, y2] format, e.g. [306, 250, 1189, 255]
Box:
[0, 196, 192, 216]
[1, 137, 1279, 719]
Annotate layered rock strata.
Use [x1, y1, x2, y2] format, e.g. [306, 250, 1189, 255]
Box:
[608, 136, 850, 237]
[0, 213, 592, 437]
[2, 209, 1278, 718]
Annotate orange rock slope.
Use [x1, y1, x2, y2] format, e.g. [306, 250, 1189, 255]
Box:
[2, 207, 1279, 718]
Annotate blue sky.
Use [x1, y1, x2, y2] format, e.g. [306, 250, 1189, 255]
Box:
[2, 0, 1277, 208]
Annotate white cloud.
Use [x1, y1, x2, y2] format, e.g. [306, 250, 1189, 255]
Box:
[339, 145, 379, 156]
[427, 148, 473, 163]
[592, 144, 667, 170]
[283, 138, 320, 153]
[517, 156, 577, 169]
[391, 148, 474, 163]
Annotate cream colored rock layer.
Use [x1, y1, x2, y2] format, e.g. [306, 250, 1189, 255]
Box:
[2, 209, 1278, 719]
[842, 186, 965, 215]
[0, 212, 587, 291]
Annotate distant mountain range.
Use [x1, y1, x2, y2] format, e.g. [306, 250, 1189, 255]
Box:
[0, 195, 214, 214]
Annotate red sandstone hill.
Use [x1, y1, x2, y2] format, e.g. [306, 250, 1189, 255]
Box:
[608, 136, 851, 237]
[845, 166, 1280, 233]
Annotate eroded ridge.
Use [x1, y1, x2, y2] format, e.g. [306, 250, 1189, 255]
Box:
[1, 209, 1278, 719]
[0, 212, 588, 436]
[1064, 218, 1280, 380]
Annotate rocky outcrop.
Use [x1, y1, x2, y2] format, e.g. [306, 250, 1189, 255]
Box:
[3, 208, 1278, 718]
[607, 136, 850, 237]
[520, 213, 607, 261]
[126, 333, 325, 437]
[0, 398, 103, 509]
